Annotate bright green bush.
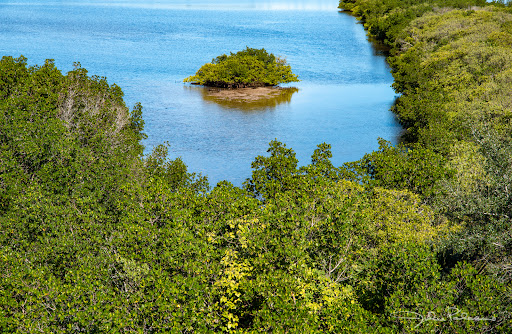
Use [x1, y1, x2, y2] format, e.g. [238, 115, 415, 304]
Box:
[184, 47, 299, 88]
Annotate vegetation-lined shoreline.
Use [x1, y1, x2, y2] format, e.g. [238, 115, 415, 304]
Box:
[0, 1, 511, 332]
[338, 0, 512, 331]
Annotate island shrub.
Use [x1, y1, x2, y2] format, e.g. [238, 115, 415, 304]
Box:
[184, 47, 299, 88]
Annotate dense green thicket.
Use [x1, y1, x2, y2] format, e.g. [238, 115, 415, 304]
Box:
[184, 47, 299, 88]
[0, 55, 449, 332]
[1, 0, 512, 331]
[339, 0, 488, 45]
[339, 0, 512, 331]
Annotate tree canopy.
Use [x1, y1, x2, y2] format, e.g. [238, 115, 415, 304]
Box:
[2, 0, 512, 331]
[184, 47, 299, 88]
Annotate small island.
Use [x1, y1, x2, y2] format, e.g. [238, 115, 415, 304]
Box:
[184, 47, 300, 88]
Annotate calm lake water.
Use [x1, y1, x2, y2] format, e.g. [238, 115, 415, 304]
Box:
[0, 0, 400, 186]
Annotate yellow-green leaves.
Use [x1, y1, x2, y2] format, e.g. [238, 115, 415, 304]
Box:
[360, 187, 449, 245]
[214, 248, 252, 332]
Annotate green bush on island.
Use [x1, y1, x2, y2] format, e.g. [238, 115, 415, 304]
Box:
[184, 47, 300, 88]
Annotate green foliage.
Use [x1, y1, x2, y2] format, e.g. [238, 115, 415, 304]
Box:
[339, 0, 488, 46]
[0, 67, 450, 330]
[345, 138, 454, 200]
[340, 1, 512, 331]
[244, 139, 300, 200]
[0, 56, 210, 332]
[387, 262, 512, 333]
[3, 0, 512, 327]
[144, 142, 209, 194]
[184, 47, 299, 88]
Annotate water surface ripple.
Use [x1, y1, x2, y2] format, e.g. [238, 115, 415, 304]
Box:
[0, 0, 400, 186]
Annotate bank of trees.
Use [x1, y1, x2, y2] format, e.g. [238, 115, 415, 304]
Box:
[339, 0, 512, 331]
[1, 0, 512, 331]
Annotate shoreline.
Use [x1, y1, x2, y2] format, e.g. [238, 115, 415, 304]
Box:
[202, 86, 298, 102]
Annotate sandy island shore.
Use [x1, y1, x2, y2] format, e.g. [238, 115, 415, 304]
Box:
[204, 87, 294, 102]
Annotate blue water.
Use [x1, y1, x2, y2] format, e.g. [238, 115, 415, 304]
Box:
[0, 0, 400, 186]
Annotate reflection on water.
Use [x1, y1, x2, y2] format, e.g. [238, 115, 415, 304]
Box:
[185, 85, 299, 111]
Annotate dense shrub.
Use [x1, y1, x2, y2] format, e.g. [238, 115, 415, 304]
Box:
[184, 47, 299, 88]
[2, 0, 512, 330]
[339, 0, 512, 331]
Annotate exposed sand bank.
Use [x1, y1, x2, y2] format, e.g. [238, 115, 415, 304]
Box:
[204, 87, 297, 102]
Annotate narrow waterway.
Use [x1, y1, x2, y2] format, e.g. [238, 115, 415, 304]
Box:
[0, 0, 400, 186]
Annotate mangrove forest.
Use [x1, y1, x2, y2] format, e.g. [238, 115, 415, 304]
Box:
[0, 0, 511, 332]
